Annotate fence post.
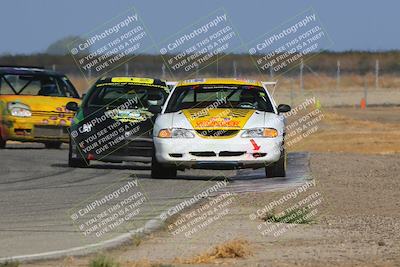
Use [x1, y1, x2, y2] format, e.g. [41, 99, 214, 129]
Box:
[125, 63, 129, 76]
[375, 59, 379, 90]
[362, 77, 368, 108]
[336, 60, 340, 91]
[162, 64, 166, 79]
[233, 61, 237, 77]
[270, 66, 274, 79]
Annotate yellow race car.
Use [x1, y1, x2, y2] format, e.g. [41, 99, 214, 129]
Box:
[0, 66, 81, 148]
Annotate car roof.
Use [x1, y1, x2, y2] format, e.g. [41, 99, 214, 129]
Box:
[96, 77, 167, 87]
[176, 78, 264, 87]
[0, 66, 63, 76]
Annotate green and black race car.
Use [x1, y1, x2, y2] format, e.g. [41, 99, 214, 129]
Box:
[66, 77, 169, 167]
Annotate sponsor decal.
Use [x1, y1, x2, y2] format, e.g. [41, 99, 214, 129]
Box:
[110, 108, 153, 123]
[183, 108, 254, 130]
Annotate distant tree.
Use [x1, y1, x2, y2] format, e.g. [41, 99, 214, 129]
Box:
[45, 36, 86, 55]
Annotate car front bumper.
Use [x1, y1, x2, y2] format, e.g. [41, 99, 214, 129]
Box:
[71, 136, 153, 163]
[154, 135, 283, 169]
[1, 117, 70, 143]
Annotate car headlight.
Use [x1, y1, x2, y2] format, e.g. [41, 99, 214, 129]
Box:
[241, 128, 278, 138]
[8, 102, 32, 117]
[158, 128, 195, 138]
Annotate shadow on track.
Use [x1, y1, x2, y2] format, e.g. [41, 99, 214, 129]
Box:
[52, 163, 150, 171]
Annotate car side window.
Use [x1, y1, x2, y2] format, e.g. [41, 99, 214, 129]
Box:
[58, 77, 80, 98]
[0, 76, 15, 94]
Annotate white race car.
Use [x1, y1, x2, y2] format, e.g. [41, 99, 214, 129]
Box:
[151, 78, 291, 178]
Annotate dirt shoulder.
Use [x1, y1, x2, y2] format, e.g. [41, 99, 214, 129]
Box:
[117, 153, 400, 267]
[22, 152, 400, 267]
[20, 107, 400, 267]
[290, 106, 400, 154]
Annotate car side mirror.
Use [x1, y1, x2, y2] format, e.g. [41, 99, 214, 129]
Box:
[148, 105, 162, 114]
[277, 104, 291, 113]
[66, 101, 79, 112]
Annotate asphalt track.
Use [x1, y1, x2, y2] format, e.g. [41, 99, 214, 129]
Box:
[0, 143, 311, 260]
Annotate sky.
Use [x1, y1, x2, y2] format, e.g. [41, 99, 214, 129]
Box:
[0, 0, 397, 54]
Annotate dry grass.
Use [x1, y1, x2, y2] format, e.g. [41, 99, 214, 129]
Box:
[122, 260, 172, 267]
[257, 73, 400, 91]
[0, 261, 19, 267]
[130, 235, 141, 247]
[290, 107, 400, 154]
[260, 208, 313, 224]
[175, 239, 251, 264]
[118, 239, 251, 266]
[89, 255, 120, 267]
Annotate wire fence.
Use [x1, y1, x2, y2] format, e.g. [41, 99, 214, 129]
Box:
[2, 54, 399, 107]
[64, 59, 399, 108]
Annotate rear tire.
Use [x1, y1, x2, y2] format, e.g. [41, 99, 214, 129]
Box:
[265, 149, 286, 178]
[68, 142, 87, 168]
[44, 142, 62, 149]
[0, 133, 5, 149]
[151, 152, 177, 179]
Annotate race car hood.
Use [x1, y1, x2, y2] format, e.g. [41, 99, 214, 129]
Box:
[154, 108, 284, 136]
[182, 108, 254, 130]
[161, 108, 279, 129]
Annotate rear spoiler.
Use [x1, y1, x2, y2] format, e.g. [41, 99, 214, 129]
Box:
[166, 81, 277, 92]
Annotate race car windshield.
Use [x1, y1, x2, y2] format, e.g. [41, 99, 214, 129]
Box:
[0, 74, 79, 98]
[86, 84, 167, 108]
[165, 84, 275, 113]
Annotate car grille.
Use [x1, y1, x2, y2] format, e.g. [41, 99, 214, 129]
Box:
[189, 151, 217, 157]
[189, 151, 246, 157]
[195, 129, 239, 137]
[34, 125, 69, 137]
[219, 151, 246, 157]
[112, 139, 153, 157]
[31, 111, 74, 120]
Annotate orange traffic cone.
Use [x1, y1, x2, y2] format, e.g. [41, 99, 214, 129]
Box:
[360, 98, 366, 109]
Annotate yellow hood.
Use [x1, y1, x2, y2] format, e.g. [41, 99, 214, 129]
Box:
[182, 108, 254, 130]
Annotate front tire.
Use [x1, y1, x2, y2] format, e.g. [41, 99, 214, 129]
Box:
[265, 149, 286, 178]
[44, 142, 62, 149]
[68, 142, 87, 168]
[151, 152, 177, 179]
[0, 133, 6, 149]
